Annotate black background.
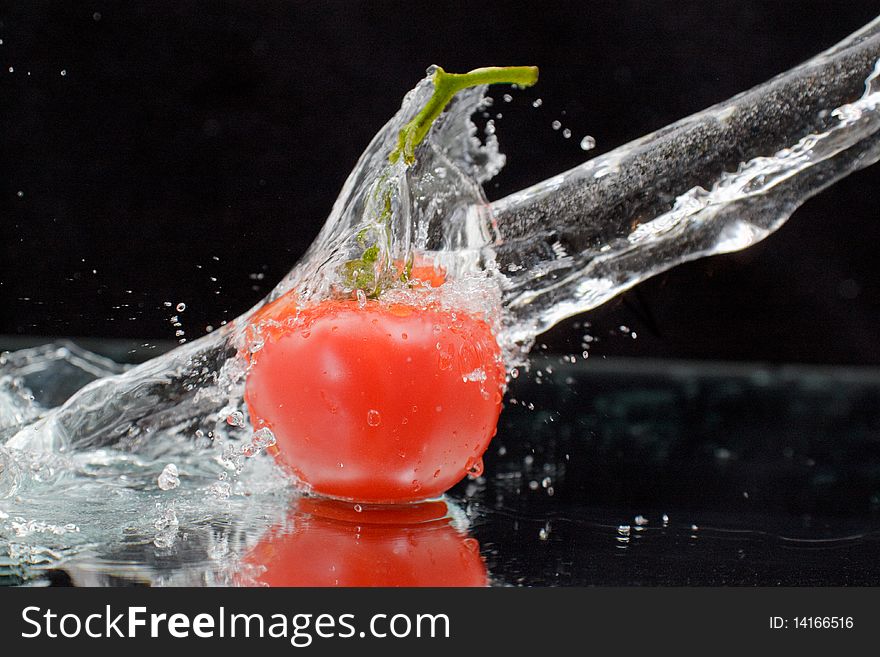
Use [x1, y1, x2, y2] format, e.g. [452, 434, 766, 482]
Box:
[2, 1, 879, 364]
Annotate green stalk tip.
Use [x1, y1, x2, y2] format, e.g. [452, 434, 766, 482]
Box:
[390, 65, 539, 165]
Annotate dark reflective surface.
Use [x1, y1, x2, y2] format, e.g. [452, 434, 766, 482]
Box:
[4, 338, 880, 586]
[447, 356, 880, 585]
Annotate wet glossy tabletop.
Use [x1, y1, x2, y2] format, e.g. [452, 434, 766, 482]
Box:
[3, 338, 880, 586]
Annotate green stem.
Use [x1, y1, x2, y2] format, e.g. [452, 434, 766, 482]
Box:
[389, 65, 539, 164]
[342, 65, 539, 296]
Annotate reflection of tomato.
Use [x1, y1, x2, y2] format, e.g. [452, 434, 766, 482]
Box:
[244, 499, 487, 587]
[244, 292, 505, 503]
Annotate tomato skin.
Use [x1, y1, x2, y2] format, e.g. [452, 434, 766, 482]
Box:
[243, 499, 487, 587]
[244, 296, 505, 503]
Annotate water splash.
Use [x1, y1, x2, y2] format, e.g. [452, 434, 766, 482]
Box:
[492, 19, 880, 348]
[2, 19, 880, 581]
[4, 66, 512, 459]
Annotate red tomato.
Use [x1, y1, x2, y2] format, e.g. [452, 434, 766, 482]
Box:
[401, 256, 447, 288]
[243, 499, 487, 587]
[244, 293, 506, 503]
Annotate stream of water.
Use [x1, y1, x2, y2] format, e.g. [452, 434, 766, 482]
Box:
[2, 18, 880, 584]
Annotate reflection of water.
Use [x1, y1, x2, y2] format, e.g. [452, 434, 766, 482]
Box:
[473, 505, 880, 587]
[0, 343, 293, 586]
[465, 356, 880, 586]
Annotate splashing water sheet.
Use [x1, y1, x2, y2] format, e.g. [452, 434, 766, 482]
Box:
[2, 17, 880, 585]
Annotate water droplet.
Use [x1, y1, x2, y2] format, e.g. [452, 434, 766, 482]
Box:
[226, 411, 245, 428]
[551, 120, 561, 130]
[356, 289, 367, 308]
[532, 98, 543, 108]
[714, 447, 732, 461]
[412, 480, 422, 492]
[437, 345, 454, 371]
[458, 342, 479, 376]
[176, 302, 186, 312]
[153, 534, 175, 549]
[93, 11, 102, 21]
[16, 190, 23, 198]
[157, 464, 180, 490]
[580, 135, 596, 151]
[634, 515, 648, 526]
[60, 69, 67, 76]
[562, 128, 571, 138]
[467, 458, 484, 478]
[502, 93, 512, 103]
[366, 409, 381, 426]
[252, 427, 276, 448]
[352, 504, 363, 512]
[463, 367, 486, 383]
[538, 527, 550, 540]
[401, 332, 408, 340]
[208, 481, 231, 500]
